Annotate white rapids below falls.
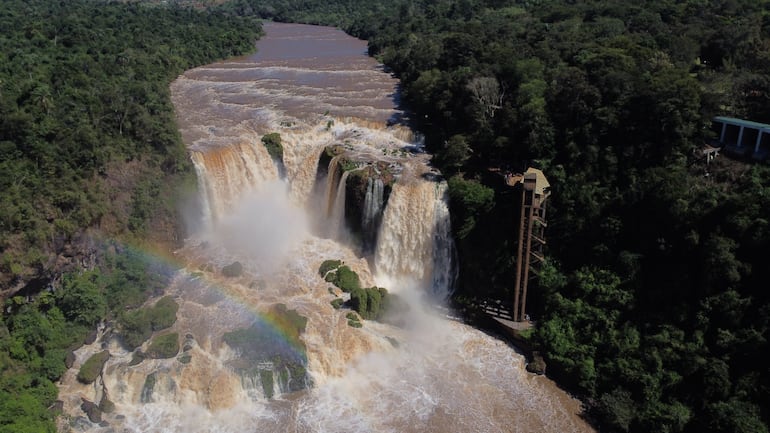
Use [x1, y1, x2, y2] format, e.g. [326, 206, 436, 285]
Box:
[56, 22, 594, 433]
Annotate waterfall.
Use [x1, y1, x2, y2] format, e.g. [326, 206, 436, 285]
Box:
[373, 178, 456, 296]
[430, 183, 457, 299]
[328, 171, 350, 240]
[324, 156, 342, 217]
[190, 154, 214, 228]
[362, 177, 384, 253]
[190, 142, 279, 224]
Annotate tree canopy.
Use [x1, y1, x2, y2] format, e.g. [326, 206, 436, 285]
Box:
[0, 1, 261, 430]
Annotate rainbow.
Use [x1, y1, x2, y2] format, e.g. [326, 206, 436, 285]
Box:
[95, 235, 308, 364]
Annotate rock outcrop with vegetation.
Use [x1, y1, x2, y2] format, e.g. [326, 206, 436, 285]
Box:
[320, 259, 400, 322]
[223, 304, 309, 396]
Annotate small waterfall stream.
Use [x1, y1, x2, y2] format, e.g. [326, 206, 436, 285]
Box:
[362, 177, 384, 252]
[329, 170, 350, 240]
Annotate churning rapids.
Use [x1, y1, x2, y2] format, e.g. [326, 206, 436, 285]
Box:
[56, 23, 594, 433]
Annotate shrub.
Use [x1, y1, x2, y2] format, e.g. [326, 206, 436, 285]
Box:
[330, 298, 343, 309]
[145, 333, 179, 359]
[333, 266, 361, 292]
[348, 287, 389, 320]
[77, 350, 110, 384]
[319, 260, 342, 277]
[56, 271, 107, 327]
[261, 133, 283, 161]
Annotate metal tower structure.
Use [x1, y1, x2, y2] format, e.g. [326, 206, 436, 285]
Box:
[512, 168, 550, 322]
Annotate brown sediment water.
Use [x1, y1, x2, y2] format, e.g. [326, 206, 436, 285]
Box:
[56, 22, 594, 433]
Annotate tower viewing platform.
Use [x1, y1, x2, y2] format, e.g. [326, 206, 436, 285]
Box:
[711, 116, 770, 161]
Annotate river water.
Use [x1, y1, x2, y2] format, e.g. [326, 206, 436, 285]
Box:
[56, 22, 594, 433]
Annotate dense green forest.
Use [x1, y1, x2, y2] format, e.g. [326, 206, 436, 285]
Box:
[219, 0, 770, 432]
[2, 0, 769, 432]
[0, 1, 260, 430]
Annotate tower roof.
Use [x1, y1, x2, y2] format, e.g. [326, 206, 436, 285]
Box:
[523, 167, 550, 196]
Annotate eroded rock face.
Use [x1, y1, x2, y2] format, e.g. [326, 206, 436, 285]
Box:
[344, 164, 395, 253]
[317, 144, 399, 254]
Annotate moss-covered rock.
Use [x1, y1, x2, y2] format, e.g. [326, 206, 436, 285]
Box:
[148, 296, 179, 331]
[129, 351, 145, 366]
[348, 287, 388, 320]
[77, 350, 110, 384]
[118, 296, 178, 350]
[346, 311, 362, 328]
[324, 265, 360, 292]
[321, 260, 399, 321]
[145, 333, 179, 359]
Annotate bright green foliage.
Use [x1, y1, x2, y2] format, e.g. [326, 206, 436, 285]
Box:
[346, 312, 362, 328]
[103, 247, 173, 312]
[349, 287, 387, 320]
[77, 350, 110, 384]
[318, 260, 342, 277]
[261, 133, 284, 162]
[55, 271, 106, 327]
[145, 333, 179, 359]
[324, 265, 361, 292]
[320, 260, 392, 320]
[447, 175, 494, 239]
[1, 296, 83, 432]
[437, 134, 471, 174]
